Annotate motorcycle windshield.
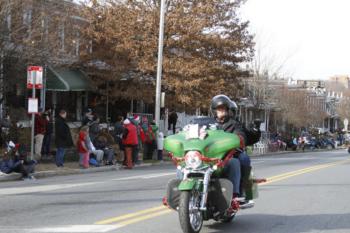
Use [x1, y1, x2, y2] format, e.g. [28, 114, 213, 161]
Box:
[164, 129, 240, 159]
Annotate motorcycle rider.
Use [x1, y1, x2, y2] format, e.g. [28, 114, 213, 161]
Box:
[211, 95, 261, 203]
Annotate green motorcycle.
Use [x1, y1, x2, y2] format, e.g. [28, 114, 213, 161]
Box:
[163, 122, 263, 233]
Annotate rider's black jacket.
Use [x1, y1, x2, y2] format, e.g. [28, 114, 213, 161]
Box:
[217, 118, 261, 147]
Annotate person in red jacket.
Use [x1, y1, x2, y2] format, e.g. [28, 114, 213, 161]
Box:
[122, 119, 138, 169]
[77, 126, 90, 169]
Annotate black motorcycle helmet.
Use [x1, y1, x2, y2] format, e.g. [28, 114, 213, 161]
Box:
[210, 95, 238, 121]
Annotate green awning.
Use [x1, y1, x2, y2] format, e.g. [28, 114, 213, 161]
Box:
[46, 67, 91, 91]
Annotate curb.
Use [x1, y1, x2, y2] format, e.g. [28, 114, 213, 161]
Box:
[0, 173, 22, 182]
[33, 161, 175, 179]
[0, 165, 120, 182]
[34, 166, 120, 179]
[251, 151, 294, 157]
[135, 161, 173, 167]
[0, 161, 174, 182]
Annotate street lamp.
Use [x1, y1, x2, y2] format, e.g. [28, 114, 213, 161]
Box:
[155, 0, 166, 127]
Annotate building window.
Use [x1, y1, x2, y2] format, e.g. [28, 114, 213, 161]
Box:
[58, 23, 65, 51]
[73, 31, 80, 56]
[23, 6, 32, 39]
[1, 2, 11, 40]
[42, 17, 49, 43]
[89, 40, 92, 54]
[6, 10, 11, 37]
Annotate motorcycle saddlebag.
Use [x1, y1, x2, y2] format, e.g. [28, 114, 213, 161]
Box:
[207, 178, 233, 214]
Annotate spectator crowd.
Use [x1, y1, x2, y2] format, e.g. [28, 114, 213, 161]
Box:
[0, 108, 165, 180]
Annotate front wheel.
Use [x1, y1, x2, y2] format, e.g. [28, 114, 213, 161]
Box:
[178, 190, 203, 233]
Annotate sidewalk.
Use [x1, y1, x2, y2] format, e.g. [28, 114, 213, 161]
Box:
[0, 147, 346, 182]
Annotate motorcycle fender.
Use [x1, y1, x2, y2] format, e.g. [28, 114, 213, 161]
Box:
[178, 178, 200, 191]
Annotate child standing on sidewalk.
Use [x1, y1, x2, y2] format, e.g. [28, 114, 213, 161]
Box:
[157, 132, 164, 161]
[77, 126, 90, 169]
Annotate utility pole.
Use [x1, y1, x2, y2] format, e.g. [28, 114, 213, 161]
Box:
[0, 51, 3, 119]
[155, 0, 166, 127]
[28, 66, 42, 161]
[106, 81, 109, 123]
[40, 63, 47, 111]
[30, 75, 36, 161]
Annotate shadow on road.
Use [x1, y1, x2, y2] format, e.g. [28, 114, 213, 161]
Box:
[206, 213, 350, 233]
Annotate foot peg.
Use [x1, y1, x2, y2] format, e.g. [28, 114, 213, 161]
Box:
[253, 178, 267, 184]
[235, 197, 246, 202]
[162, 197, 169, 207]
[240, 200, 255, 209]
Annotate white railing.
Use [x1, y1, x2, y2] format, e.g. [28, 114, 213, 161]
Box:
[253, 141, 268, 155]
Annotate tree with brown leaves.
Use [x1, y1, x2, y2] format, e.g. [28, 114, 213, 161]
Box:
[80, 0, 254, 111]
[0, 0, 82, 111]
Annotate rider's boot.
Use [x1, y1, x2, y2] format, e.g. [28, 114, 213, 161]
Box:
[228, 193, 240, 214]
[241, 165, 253, 201]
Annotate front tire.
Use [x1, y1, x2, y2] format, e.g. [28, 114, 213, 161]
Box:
[179, 190, 203, 233]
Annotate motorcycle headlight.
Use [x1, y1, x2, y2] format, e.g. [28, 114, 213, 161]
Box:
[185, 151, 202, 169]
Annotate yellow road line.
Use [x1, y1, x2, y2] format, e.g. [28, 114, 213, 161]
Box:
[115, 209, 173, 227]
[262, 159, 350, 185]
[266, 165, 325, 180]
[95, 206, 167, 225]
[95, 158, 350, 228]
[266, 160, 345, 180]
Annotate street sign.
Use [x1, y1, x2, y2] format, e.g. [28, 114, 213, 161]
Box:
[27, 66, 43, 89]
[27, 65, 43, 161]
[28, 98, 38, 113]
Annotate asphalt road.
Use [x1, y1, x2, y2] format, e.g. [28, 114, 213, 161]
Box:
[0, 149, 350, 233]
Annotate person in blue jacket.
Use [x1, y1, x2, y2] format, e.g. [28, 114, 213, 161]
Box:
[0, 146, 36, 180]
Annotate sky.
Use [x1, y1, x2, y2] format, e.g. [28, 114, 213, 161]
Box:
[240, 0, 350, 80]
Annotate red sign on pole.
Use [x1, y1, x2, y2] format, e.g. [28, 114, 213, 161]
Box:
[27, 66, 43, 89]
